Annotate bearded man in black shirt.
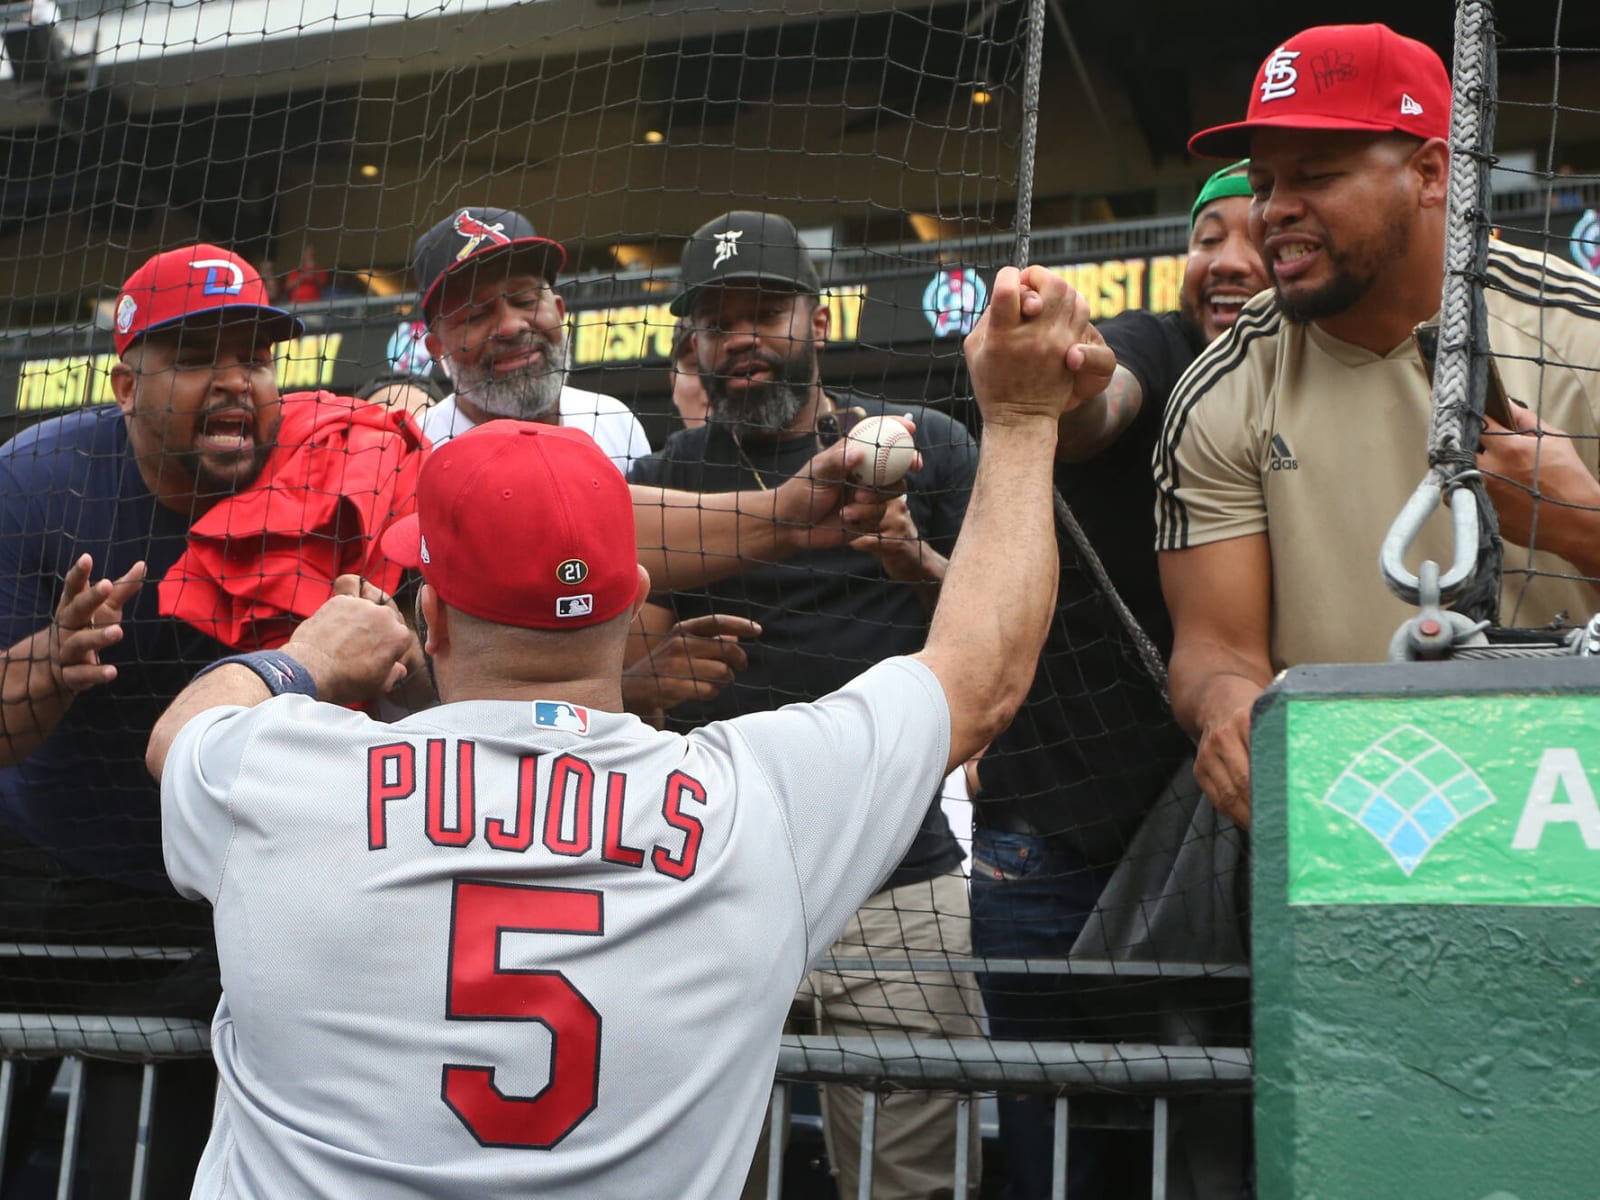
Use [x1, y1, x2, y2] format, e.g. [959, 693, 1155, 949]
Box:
[630, 211, 983, 1199]
[970, 161, 1269, 1198]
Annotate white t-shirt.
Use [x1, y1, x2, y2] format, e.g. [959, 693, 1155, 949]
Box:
[419, 386, 653, 475]
[162, 658, 950, 1200]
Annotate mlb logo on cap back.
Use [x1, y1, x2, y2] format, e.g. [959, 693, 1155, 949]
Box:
[112, 244, 304, 356]
[379, 421, 638, 632]
[1188, 23, 1451, 159]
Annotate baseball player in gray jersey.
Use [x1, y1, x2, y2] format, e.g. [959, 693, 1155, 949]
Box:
[146, 264, 1110, 1199]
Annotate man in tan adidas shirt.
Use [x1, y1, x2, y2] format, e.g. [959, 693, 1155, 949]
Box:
[1154, 22, 1600, 824]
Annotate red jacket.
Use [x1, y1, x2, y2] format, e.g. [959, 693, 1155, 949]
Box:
[159, 391, 428, 650]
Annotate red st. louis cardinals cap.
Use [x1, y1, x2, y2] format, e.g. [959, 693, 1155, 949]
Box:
[1188, 24, 1451, 159]
[381, 421, 638, 631]
[112, 244, 303, 356]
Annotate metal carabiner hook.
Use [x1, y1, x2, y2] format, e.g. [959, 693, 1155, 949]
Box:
[1378, 475, 1481, 607]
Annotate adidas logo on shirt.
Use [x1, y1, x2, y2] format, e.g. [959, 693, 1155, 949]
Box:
[1269, 433, 1299, 471]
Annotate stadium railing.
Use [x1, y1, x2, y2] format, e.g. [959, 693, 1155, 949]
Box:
[0, 1000, 1252, 1200]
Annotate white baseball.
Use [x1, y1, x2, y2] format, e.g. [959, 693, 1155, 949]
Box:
[844, 415, 917, 488]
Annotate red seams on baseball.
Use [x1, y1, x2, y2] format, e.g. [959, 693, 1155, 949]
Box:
[844, 415, 917, 488]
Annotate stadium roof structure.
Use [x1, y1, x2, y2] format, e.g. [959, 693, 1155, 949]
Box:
[0, 0, 1594, 324]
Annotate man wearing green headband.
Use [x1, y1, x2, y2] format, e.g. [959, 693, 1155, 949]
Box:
[1184, 160, 1263, 343]
[969, 163, 1267, 1196]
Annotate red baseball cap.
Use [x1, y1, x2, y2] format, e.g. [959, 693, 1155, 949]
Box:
[381, 422, 638, 631]
[112, 244, 303, 356]
[1188, 24, 1451, 159]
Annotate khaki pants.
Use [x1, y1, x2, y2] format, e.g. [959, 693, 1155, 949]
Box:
[744, 871, 985, 1199]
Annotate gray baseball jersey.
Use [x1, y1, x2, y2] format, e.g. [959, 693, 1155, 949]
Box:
[162, 657, 949, 1199]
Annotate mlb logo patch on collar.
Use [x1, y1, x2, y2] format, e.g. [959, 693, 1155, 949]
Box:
[533, 701, 590, 735]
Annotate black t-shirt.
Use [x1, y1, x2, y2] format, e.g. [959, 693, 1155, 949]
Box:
[976, 310, 1203, 867]
[629, 397, 976, 890]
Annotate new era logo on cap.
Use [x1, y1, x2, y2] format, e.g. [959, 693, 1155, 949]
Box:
[1189, 23, 1451, 159]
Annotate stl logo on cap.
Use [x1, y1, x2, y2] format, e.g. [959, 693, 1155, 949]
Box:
[453, 210, 511, 262]
[1259, 47, 1301, 103]
[712, 229, 743, 269]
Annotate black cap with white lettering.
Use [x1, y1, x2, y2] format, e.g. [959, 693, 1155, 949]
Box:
[671, 211, 821, 317]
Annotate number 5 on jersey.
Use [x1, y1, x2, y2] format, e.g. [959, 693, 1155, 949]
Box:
[443, 879, 602, 1148]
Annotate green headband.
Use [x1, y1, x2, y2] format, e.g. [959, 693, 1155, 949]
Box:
[1191, 159, 1252, 227]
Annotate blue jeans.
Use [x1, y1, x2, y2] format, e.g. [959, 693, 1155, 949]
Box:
[969, 828, 1116, 1200]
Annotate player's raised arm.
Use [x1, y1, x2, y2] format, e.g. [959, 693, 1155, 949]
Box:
[146, 576, 413, 781]
[916, 266, 1113, 774]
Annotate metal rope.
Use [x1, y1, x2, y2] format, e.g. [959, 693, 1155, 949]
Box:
[1427, 0, 1503, 623]
[1006, 0, 1170, 699]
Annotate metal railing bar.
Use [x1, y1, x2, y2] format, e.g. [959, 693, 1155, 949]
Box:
[0, 1014, 211, 1058]
[0, 1058, 14, 1173]
[953, 1095, 972, 1200]
[0, 944, 198, 960]
[775, 1036, 1252, 1096]
[129, 1061, 157, 1200]
[55, 1057, 83, 1200]
[818, 956, 1250, 979]
[857, 1091, 878, 1200]
[1152, 1096, 1169, 1200]
[764, 1083, 788, 1200]
[1051, 1096, 1068, 1200]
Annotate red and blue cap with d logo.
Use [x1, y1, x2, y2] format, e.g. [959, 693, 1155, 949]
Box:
[113, 244, 304, 356]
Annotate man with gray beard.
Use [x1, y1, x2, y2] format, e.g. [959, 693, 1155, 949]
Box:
[412, 207, 652, 470]
[628, 211, 986, 1199]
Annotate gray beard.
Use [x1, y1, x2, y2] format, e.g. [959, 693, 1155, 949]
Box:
[455, 335, 568, 421]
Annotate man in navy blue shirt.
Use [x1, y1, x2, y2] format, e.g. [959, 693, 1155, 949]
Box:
[0, 244, 307, 1196]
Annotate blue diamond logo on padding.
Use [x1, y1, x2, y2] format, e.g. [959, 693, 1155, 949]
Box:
[1322, 725, 1496, 875]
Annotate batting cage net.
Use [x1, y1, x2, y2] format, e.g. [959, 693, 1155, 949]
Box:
[1386, 0, 1600, 662]
[14, 0, 1598, 1194]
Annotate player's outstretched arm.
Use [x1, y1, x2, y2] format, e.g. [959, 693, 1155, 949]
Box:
[916, 266, 1114, 775]
[146, 576, 413, 781]
[1159, 533, 1274, 827]
[630, 440, 910, 590]
[0, 554, 145, 768]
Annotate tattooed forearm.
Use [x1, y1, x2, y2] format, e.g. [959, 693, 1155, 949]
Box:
[1056, 364, 1145, 463]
